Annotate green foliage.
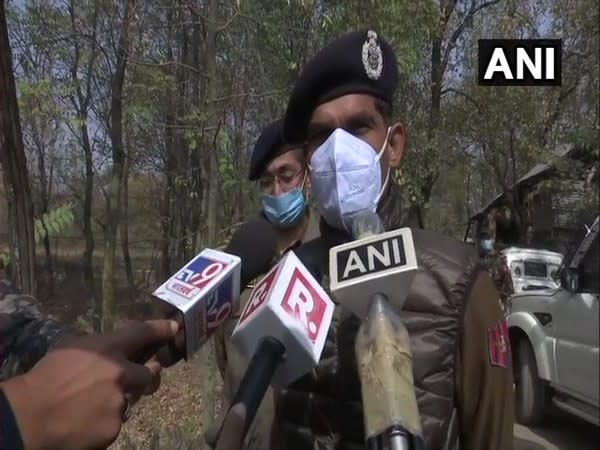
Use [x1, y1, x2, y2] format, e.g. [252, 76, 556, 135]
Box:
[0, 252, 9, 267]
[34, 203, 76, 244]
[0, 204, 75, 267]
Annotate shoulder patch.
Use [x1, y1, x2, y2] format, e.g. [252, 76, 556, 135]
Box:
[488, 319, 512, 368]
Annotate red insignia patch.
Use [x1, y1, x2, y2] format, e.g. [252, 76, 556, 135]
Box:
[488, 319, 512, 368]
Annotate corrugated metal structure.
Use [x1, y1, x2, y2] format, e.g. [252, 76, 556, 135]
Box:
[466, 145, 599, 255]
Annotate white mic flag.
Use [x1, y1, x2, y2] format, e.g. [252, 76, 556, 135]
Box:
[232, 250, 335, 388]
[152, 248, 241, 359]
[329, 227, 418, 319]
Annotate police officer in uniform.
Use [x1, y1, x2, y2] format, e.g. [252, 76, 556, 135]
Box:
[254, 30, 514, 450]
[479, 230, 514, 312]
[213, 119, 321, 449]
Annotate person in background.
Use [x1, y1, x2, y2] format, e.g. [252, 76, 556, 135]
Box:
[213, 118, 321, 449]
[249, 118, 318, 255]
[479, 230, 514, 311]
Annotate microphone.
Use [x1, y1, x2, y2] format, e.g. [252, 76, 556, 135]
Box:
[223, 250, 335, 438]
[147, 217, 277, 364]
[329, 210, 418, 318]
[355, 294, 423, 449]
[329, 210, 423, 450]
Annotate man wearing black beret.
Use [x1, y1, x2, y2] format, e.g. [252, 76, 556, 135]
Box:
[247, 118, 318, 248]
[213, 119, 321, 448]
[262, 29, 513, 450]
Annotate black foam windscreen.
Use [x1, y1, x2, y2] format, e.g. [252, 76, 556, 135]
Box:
[293, 239, 324, 284]
[293, 232, 349, 285]
[226, 216, 278, 286]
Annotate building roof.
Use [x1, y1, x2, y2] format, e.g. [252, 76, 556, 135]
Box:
[470, 144, 583, 221]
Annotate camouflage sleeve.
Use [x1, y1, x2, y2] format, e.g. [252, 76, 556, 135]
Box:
[0, 293, 81, 381]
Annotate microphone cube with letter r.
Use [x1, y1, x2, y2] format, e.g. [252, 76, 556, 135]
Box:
[152, 248, 241, 359]
[232, 251, 335, 388]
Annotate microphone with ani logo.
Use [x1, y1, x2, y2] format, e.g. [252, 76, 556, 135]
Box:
[330, 210, 424, 450]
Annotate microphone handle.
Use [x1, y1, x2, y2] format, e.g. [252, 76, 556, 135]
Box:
[230, 336, 286, 435]
[365, 426, 412, 450]
[389, 426, 411, 450]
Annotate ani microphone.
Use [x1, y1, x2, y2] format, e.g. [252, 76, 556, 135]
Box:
[329, 210, 423, 450]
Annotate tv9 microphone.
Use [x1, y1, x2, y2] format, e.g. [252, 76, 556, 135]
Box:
[223, 250, 335, 439]
[148, 217, 277, 364]
[329, 210, 423, 450]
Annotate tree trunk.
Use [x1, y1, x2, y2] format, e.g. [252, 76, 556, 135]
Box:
[190, 7, 204, 254]
[120, 155, 135, 297]
[102, 0, 133, 332]
[201, 0, 220, 430]
[205, 0, 219, 247]
[36, 144, 54, 296]
[120, 157, 135, 299]
[82, 124, 97, 328]
[69, 0, 99, 329]
[0, 1, 36, 296]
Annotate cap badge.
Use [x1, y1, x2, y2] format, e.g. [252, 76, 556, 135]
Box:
[362, 30, 383, 80]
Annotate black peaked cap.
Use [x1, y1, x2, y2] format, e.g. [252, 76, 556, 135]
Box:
[248, 118, 293, 181]
[283, 29, 398, 143]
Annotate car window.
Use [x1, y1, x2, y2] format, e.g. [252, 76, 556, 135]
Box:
[579, 235, 599, 293]
[524, 261, 548, 278]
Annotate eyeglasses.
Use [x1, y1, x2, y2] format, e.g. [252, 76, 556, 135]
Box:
[257, 169, 305, 193]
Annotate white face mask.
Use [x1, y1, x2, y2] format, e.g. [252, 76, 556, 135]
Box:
[309, 128, 391, 232]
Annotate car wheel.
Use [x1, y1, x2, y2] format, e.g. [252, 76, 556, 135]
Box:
[514, 338, 546, 426]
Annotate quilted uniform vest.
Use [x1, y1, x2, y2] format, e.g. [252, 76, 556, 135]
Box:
[271, 184, 479, 450]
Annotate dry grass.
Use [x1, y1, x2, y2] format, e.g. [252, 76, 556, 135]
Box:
[112, 354, 224, 450]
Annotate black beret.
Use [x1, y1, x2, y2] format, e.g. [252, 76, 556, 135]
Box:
[248, 119, 302, 181]
[283, 29, 398, 143]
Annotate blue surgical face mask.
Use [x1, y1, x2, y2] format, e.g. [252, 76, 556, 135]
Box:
[261, 175, 307, 229]
[480, 239, 495, 251]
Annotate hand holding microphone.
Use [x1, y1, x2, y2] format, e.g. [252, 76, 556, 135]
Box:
[125, 218, 277, 419]
[1, 319, 179, 450]
[144, 217, 278, 367]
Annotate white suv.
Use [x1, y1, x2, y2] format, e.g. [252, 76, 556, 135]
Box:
[502, 247, 564, 293]
[508, 217, 599, 426]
